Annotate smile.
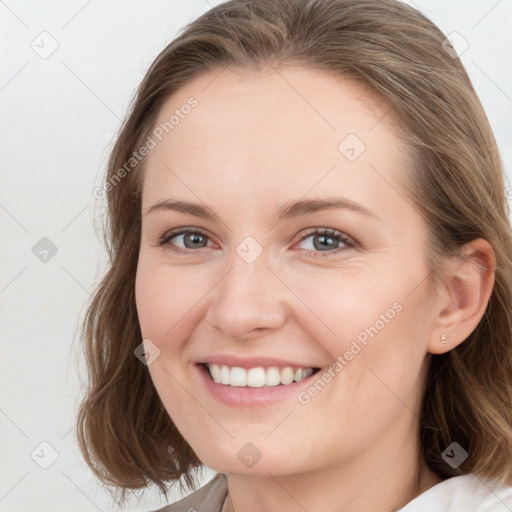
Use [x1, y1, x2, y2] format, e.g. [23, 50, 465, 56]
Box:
[204, 363, 320, 387]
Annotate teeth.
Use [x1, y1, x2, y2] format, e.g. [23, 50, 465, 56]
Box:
[230, 367, 246, 387]
[206, 364, 315, 387]
[221, 365, 230, 385]
[280, 367, 294, 385]
[265, 367, 281, 387]
[247, 367, 266, 387]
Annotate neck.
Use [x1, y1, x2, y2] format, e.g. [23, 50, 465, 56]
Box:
[224, 468, 440, 512]
[224, 462, 440, 512]
[223, 414, 441, 512]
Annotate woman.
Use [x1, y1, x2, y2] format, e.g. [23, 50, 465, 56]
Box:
[77, 0, 512, 510]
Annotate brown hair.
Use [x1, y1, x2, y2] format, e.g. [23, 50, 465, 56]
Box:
[77, 0, 512, 504]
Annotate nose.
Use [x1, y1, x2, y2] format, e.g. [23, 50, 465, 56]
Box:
[206, 246, 287, 341]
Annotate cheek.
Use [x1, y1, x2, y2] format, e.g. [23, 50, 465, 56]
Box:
[286, 262, 431, 387]
[135, 263, 166, 338]
[282, 264, 405, 350]
[135, 260, 199, 424]
[135, 256, 198, 340]
[331, 284, 432, 411]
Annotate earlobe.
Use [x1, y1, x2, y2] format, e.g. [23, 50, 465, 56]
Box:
[427, 238, 496, 355]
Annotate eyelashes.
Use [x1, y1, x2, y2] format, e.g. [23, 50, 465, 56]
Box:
[157, 227, 357, 258]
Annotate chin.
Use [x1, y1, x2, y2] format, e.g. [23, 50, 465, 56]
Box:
[193, 444, 291, 476]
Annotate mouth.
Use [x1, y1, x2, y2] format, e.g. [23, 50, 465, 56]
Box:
[200, 362, 322, 388]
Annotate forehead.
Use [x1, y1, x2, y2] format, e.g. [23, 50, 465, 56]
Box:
[142, 65, 412, 221]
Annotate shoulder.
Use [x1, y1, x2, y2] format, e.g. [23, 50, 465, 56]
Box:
[399, 473, 512, 512]
[150, 473, 228, 512]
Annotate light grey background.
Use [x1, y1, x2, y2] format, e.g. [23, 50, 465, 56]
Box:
[1, 1, 511, 511]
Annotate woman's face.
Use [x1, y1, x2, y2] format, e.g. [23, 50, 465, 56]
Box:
[135, 65, 438, 477]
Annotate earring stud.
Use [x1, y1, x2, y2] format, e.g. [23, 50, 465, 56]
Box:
[440, 333, 447, 344]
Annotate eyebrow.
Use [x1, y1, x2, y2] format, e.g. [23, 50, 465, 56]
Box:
[146, 196, 381, 222]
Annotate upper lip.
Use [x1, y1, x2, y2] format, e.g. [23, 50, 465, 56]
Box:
[198, 355, 321, 369]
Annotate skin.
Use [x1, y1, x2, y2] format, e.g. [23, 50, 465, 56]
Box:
[135, 65, 495, 512]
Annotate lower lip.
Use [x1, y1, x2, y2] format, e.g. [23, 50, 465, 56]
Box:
[196, 364, 320, 408]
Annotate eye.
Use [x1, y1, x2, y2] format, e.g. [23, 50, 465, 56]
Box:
[294, 228, 356, 258]
[157, 227, 357, 257]
[158, 228, 213, 254]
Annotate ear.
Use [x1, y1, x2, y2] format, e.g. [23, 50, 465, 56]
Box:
[427, 238, 496, 355]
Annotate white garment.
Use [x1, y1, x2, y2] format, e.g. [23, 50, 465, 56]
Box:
[397, 473, 512, 511]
